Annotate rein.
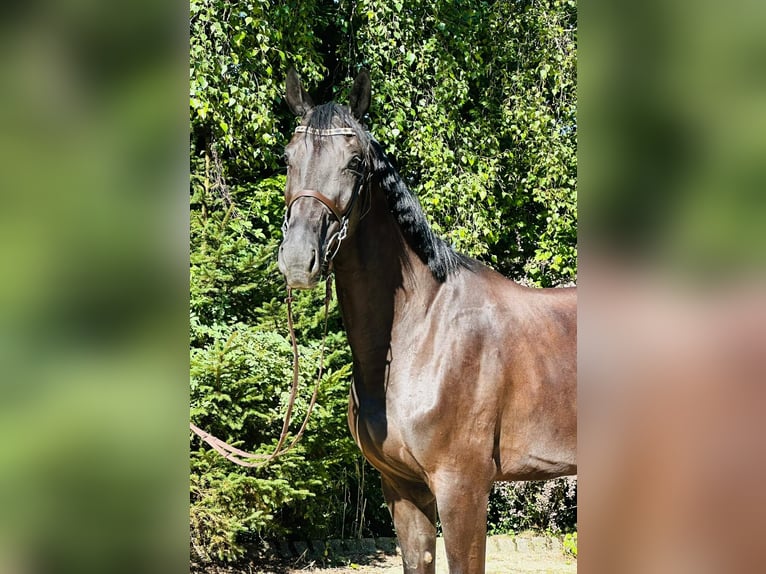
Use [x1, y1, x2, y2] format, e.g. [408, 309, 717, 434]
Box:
[191, 126, 366, 468]
[190, 276, 333, 468]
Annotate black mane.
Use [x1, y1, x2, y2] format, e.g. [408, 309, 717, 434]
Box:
[368, 140, 475, 282]
[304, 103, 475, 282]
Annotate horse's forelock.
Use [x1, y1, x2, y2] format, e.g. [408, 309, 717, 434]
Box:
[303, 103, 371, 156]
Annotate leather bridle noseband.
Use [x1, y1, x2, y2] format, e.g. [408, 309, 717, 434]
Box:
[283, 125, 369, 264]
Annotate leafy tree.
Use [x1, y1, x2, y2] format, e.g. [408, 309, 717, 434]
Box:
[347, 0, 576, 283]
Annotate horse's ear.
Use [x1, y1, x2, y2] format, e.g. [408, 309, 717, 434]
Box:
[285, 67, 314, 116]
[348, 69, 371, 120]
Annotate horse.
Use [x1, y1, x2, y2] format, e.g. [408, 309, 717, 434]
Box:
[277, 68, 577, 574]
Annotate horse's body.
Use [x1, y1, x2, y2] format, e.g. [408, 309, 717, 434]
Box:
[278, 69, 576, 574]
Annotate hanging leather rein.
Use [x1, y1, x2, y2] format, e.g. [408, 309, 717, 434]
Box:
[190, 276, 333, 468]
[190, 126, 366, 468]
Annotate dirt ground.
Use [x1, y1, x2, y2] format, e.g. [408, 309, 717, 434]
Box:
[195, 534, 576, 574]
[290, 535, 576, 574]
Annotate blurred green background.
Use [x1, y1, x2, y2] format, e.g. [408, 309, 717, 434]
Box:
[0, 1, 188, 573]
[580, 0, 766, 275]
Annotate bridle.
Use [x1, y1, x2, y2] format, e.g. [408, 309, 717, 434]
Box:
[283, 125, 370, 265]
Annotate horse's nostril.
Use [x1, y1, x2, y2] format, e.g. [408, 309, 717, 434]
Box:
[309, 249, 317, 272]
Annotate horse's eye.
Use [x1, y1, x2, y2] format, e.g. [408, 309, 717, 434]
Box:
[282, 153, 290, 166]
[346, 156, 362, 172]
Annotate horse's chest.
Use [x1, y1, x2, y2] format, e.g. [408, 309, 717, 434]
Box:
[347, 383, 442, 480]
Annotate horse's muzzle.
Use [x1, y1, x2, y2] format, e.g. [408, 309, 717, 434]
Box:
[278, 231, 324, 290]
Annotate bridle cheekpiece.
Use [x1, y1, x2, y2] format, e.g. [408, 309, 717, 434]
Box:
[283, 125, 369, 266]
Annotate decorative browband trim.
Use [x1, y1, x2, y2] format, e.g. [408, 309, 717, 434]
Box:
[294, 126, 359, 136]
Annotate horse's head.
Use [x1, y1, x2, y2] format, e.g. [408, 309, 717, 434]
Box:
[278, 68, 372, 289]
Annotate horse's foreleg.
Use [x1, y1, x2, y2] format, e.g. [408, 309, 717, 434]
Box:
[381, 475, 437, 574]
[432, 473, 491, 574]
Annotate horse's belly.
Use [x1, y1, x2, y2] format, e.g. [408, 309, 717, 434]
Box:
[496, 420, 577, 480]
[496, 451, 576, 481]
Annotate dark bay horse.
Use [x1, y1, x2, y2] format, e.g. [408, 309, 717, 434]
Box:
[278, 68, 576, 574]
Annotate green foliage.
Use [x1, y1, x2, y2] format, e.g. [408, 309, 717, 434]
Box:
[350, 0, 577, 285]
[487, 478, 577, 535]
[190, 0, 328, 176]
[190, 0, 577, 562]
[190, 448, 315, 562]
[563, 531, 578, 558]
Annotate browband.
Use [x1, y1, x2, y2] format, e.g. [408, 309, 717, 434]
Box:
[294, 126, 358, 136]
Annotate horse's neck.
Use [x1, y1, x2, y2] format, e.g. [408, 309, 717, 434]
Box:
[332, 185, 435, 401]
